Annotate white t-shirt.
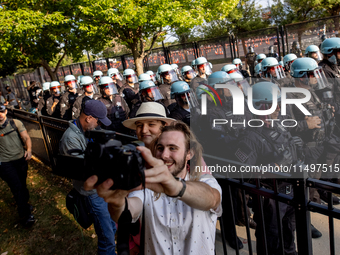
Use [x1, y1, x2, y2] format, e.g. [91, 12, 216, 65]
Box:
[128, 174, 222, 255]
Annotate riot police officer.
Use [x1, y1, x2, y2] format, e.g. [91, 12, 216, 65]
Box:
[190, 57, 212, 92]
[318, 38, 340, 104]
[107, 68, 123, 90]
[97, 76, 129, 132]
[93, 70, 103, 86]
[245, 46, 257, 76]
[305, 45, 323, 63]
[129, 80, 168, 118]
[145, 70, 157, 83]
[290, 41, 302, 57]
[233, 58, 249, 78]
[72, 76, 101, 119]
[168, 81, 197, 126]
[138, 73, 152, 82]
[46, 81, 63, 119]
[283, 53, 297, 77]
[234, 81, 302, 255]
[261, 57, 291, 87]
[181, 66, 196, 83]
[290, 57, 339, 236]
[255, 53, 266, 65]
[37, 82, 51, 116]
[119, 69, 140, 110]
[60, 75, 83, 120]
[157, 64, 179, 107]
[221, 64, 244, 76]
[171, 63, 181, 80]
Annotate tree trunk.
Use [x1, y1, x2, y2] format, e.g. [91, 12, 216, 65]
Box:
[41, 60, 58, 81]
[134, 56, 144, 76]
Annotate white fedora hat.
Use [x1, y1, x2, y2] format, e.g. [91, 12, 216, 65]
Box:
[123, 102, 175, 130]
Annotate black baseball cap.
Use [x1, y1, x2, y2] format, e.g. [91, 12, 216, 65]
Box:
[83, 100, 111, 126]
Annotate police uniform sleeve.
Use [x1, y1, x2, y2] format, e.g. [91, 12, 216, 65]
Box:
[121, 97, 130, 118]
[37, 98, 45, 111]
[72, 97, 82, 119]
[59, 94, 69, 118]
[46, 98, 54, 116]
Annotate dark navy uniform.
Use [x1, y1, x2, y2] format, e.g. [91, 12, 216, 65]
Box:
[168, 103, 190, 126]
[59, 88, 83, 120]
[234, 121, 300, 255]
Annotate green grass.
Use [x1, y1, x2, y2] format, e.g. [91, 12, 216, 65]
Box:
[0, 159, 98, 255]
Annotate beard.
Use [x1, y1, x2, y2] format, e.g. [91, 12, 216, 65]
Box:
[170, 153, 187, 177]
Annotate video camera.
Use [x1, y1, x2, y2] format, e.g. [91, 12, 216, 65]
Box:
[55, 129, 145, 190]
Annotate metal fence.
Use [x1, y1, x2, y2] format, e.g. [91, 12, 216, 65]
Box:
[285, 15, 340, 54]
[6, 108, 340, 255]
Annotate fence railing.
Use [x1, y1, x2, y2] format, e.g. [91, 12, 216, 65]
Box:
[6, 108, 340, 255]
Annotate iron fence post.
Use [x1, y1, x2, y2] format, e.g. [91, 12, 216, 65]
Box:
[276, 26, 281, 59]
[280, 26, 286, 56]
[293, 178, 313, 255]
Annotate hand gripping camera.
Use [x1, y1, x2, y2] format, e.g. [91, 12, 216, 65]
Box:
[55, 130, 145, 190]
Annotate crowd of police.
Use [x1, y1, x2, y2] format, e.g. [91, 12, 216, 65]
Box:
[6, 35, 340, 254]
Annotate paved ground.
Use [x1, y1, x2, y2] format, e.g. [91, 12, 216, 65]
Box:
[215, 200, 340, 254]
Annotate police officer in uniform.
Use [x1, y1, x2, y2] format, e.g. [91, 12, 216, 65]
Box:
[283, 54, 298, 77]
[168, 81, 197, 126]
[97, 76, 129, 133]
[190, 57, 212, 92]
[107, 68, 124, 90]
[233, 58, 250, 78]
[318, 38, 340, 104]
[305, 45, 323, 63]
[46, 81, 63, 119]
[129, 80, 168, 118]
[234, 81, 302, 255]
[60, 75, 83, 120]
[181, 66, 196, 84]
[290, 57, 338, 236]
[290, 41, 302, 57]
[261, 57, 292, 87]
[37, 82, 51, 116]
[93, 70, 103, 86]
[157, 64, 179, 107]
[119, 69, 140, 110]
[72, 76, 101, 119]
[245, 46, 257, 76]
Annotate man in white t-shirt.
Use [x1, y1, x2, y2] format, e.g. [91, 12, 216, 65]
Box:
[84, 121, 222, 255]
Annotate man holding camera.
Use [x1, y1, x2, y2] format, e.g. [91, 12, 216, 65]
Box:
[84, 121, 222, 254]
[59, 100, 117, 255]
[0, 104, 35, 227]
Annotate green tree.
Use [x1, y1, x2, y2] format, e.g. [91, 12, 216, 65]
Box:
[78, 0, 238, 75]
[0, 1, 110, 79]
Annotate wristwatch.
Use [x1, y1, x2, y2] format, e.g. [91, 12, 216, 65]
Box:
[169, 177, 186, 198]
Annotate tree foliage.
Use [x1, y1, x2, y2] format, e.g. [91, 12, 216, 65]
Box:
[78, 0, 239, 75]
[0, 1, 110, 79]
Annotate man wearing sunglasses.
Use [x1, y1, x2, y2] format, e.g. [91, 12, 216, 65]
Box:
[97, 76, 130, 133]
[60, 75, 83, 120]
[72, 76, 101, 120]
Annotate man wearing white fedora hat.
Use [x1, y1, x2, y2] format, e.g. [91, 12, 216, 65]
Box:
[123, 102, 175, 148]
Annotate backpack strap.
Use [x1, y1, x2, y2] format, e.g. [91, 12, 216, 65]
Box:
[9, 119, 25, 147]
